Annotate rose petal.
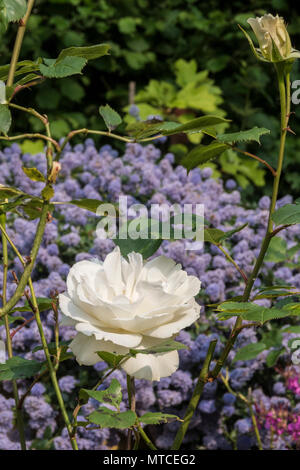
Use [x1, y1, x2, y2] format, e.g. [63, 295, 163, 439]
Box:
[75, 322, 143, 348]
[69, 333, 127, 365]
[142, 302, 200, 338]
[121, 350, 179, 381]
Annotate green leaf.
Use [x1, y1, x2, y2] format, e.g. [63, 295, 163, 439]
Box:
[282, 325, 300, 333]
[129, 339, 188, 356]
[32, 340, 71, 355]
[266, 347, 285, 367]
[217, 301, 296, 324]
[99, 104, 122, 132]
[0, 60, 39, 81]
[20, 199, 47, 220]
[181, 142, 228, 170]
[218, 223, 248, 242]
[69, 198, 104, 213]
[39, 56, 87, 79]
[22, 166, 46, 182]
[11, 297, 53, 314]
[114, 237, 162, 260]
[259, 285, 297, 293]
[0, 314, 24, 326]
[217, 127, 270, 144]
[126, 120, 178, 140]
[0, 194, 28, 214]
[265, 237, 287, 263]
[79, 379, 122, 409]
[204, 224, 247, 245]
[88, 407, 136, 429]
[1, 0, 26, 23]
[42, 186, 54, 201]
[233, 342, 266, 362]
[204, 228, 225, 244]
[261, 329, 283, 348]
[57, 44, 110, 62]
[0, 104, 11, 134]
[114, 218, 164, 259]
[0, 356, 43, 381]
[162, 115, 230, 136]
[96, 351, 126, 368]
[0, 185, 25, 200]
[139, 412, 181, 425]
[272, 204, 300, 226]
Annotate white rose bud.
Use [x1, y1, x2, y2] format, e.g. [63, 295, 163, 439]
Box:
[49, 162, 61, 183]
[248, 14, 291, 61]
[240, 13, 300, 63]
[59, 247, 201, 381]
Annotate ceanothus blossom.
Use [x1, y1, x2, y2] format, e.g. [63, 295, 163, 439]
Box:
[59, 247, 201, 381]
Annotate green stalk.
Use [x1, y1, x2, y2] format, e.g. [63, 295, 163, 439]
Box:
[126, 375, 136, 450]
[6, 0, 35, 87]
[220, 373, 262, 450]
[136, 424, 157, 450]
[0, 220, 78, 449]
[210, 65, 290, 380]
[248, 401, 263, 450]
[28, 278, 79, 450]
[241, 65, 288, 301]
[0, 203, 49, 318]
[172, 340, 217, 449]
[0, 214, 26, 449]
[172, 64, 291, 449]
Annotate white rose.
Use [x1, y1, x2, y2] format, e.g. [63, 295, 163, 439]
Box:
[59, 247, 201, 381]
[247, 14, 291, 61]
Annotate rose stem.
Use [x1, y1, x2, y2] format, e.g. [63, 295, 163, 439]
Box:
[172, 339, 217, 449]
[0, 214, 26, 449]
[0, 222, 79, 450]
[172, 63, 290, 450]
[126, 375, 136, 450]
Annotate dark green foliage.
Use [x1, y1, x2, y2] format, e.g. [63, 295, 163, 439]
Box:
[0, 0, 300, 197]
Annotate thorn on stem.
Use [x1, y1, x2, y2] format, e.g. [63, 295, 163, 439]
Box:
[283, 126, 296, 135]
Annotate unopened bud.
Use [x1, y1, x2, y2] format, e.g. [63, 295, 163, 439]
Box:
[49, 162, 61, 183]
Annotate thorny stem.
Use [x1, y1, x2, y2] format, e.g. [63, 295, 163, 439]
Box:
[0, 203, 49, 318]
[0, 133, 60, 152]
[56, 128, 164, 159]
[136, 424, 157, 450]
[0, 214, 26, 449]
[220, 372, 263, 450]
[172, 340, 217, 449]
[0, 5, 39, 446]
[6, 0, 35, 87]
[210, 66, 290, 380]
[126, 375, 136, 450]
[0, 223, 78, 449]
[2, 0, 78, 452]
[173, 66, 291, 449]
[230, 145, 277, 177]
[8, 103, 48, 125]
[216, 243, 248, 283]
[28, 278, 79, 450]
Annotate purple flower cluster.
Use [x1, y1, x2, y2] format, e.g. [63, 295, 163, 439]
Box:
[0, 139, 300, 450]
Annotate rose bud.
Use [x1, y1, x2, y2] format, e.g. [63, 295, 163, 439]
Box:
[240, 13, 300, 63]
